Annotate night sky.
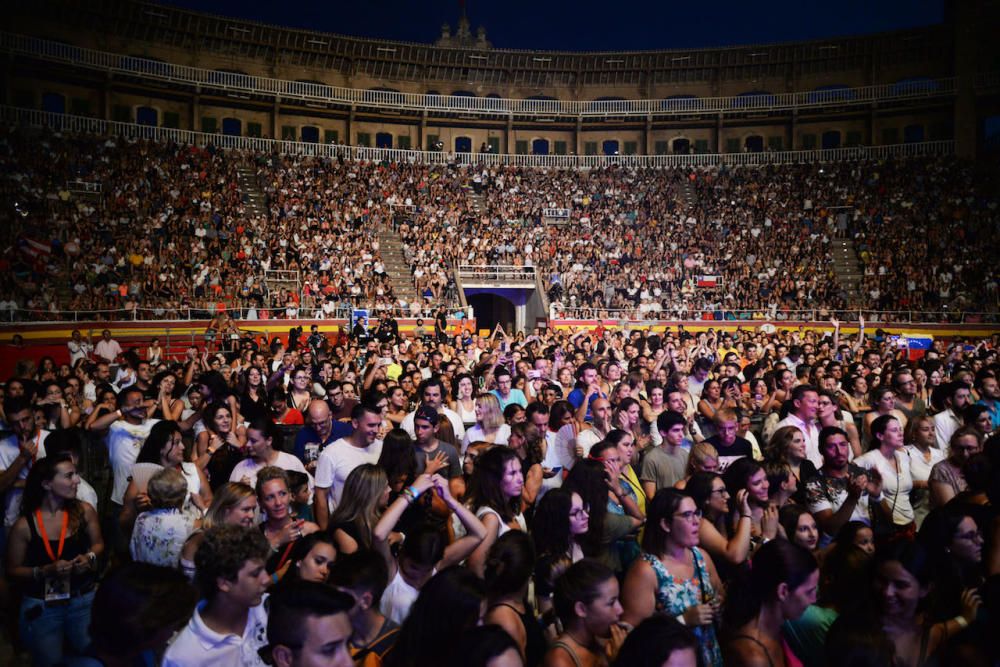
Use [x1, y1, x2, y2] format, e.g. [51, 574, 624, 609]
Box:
[160, 0, 945, 51]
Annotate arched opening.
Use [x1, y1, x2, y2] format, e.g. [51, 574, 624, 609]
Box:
[301, 126, 320, 143]
[903, 124, 925, 143]
[455, 136, 472, 153]
[452, 90, 475, 97]
[602, 140, 620, 155]
[376, 132, 393, 148]
[42, 92, 66, 114]
[671, 137, 691, 154]
[532, 138, 550, 155]
[821, 130, 841, 149]
[136, 106, 158, 126]
[468, 293, 516, 333]
[744, 135, 764, 153]
[222, 118, 242, 136]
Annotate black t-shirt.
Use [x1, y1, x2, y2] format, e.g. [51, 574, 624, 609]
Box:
[705, 435, 754, 470]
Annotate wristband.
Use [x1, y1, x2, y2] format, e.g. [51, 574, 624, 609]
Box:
[954, 615, 969, 629]
[407, 485, 423, 500]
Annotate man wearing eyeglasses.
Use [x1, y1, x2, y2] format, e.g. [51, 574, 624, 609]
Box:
[294, 400, 351, 475]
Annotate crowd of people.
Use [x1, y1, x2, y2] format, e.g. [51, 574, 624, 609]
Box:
[1, 316, 998, 666]
[4, 126, 999, 323]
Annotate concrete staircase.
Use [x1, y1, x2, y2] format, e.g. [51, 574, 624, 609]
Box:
[831, 237, 864, 304]
[236, 166, 268, 217]
[378, 226, 419, 304]
[679, 176, 698, 210]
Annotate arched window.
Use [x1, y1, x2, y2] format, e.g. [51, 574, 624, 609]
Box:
[891, 77, 939, 95]
[455, 136, 472, 153]
[672, 137, 691, 154]
[376, 132, 393, 148]
[821, 130, 841, 149]
[744, 135, 764, 153]
[602, 140, 620, 155]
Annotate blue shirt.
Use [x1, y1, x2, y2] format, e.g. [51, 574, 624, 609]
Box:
[567, 386, 607, 423]
[293, 421, 352, 467]
[491, 388, 527, 412]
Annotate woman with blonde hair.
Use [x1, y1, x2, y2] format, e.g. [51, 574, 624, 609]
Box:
[178, 482, 257, 579]
[675, 442, 719, 490]
[905, 414, 944, 528]
[328, 463, 391, 555]
[463, 393, 510, 451]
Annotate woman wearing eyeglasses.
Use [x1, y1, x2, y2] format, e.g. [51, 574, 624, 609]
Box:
[622, 488, 724, 667]
[622, 489, 723, 667]
[685, 471, 753, 570]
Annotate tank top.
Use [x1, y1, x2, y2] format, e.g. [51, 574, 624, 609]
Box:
[488, 602, 546, 667]
[24, 509, 94, 598]
[456, 401, 477, 428]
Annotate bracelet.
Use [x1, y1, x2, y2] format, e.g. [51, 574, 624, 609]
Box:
[400, 488, 416, 504]
[740, 514, 751, 520]
[954, 615, 969, 629]
[406, 485, 423, 500]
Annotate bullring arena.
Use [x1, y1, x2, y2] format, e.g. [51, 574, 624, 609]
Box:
[0, 1, 998, 666]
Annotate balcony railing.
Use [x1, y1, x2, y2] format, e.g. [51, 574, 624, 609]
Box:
[0, 105, 957, 169]
[457, 265, 538, 285]
[1, 31, 978, 118]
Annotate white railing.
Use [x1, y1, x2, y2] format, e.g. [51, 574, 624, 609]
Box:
[0, 31, 976, 118]
[458, 265, 538, 284]
[548, 307, 999, 324]
[0, 105, 957, 169]
[0, 304, 473, 324]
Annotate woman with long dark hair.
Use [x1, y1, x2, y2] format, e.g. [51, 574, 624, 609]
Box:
[508, 421, 545, 508]
[6, 452, 104, 666]
[543, 559, 627, 667]
[686, 471, 753, 568]
[385, 566, 487, 667]
[120, 420, 211, 534]
[484, 531, 546, 667]
[720, 540, 819, 666]
[467, 446, 527, 577]
[564, 453, 643, 575]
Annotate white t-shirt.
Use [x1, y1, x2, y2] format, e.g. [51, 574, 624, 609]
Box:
[106, 419, 159, 505]
[229, 452, 310, 490]
[0, 430, 48, 527]
[315, 438, 383, 508]
[381, 568, 426, 625]
[78, 477, 99, 512]
[163, 597, 269, 667]
[462, 423, 511, 451]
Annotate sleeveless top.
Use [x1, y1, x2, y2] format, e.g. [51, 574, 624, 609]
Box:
[642, 548, 723, 667]
[24, 510, 94, 598]
[456, 401, 477, 428]
[476, 506, 527, 536]
[489, 602, 546, 667]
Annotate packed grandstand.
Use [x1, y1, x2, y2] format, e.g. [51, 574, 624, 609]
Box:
[1, 1, 999, 666]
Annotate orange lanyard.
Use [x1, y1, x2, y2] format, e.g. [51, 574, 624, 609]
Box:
[36, 510, 69, 563]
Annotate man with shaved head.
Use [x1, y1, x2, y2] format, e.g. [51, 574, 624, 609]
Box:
[294, 399, 352, 474]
